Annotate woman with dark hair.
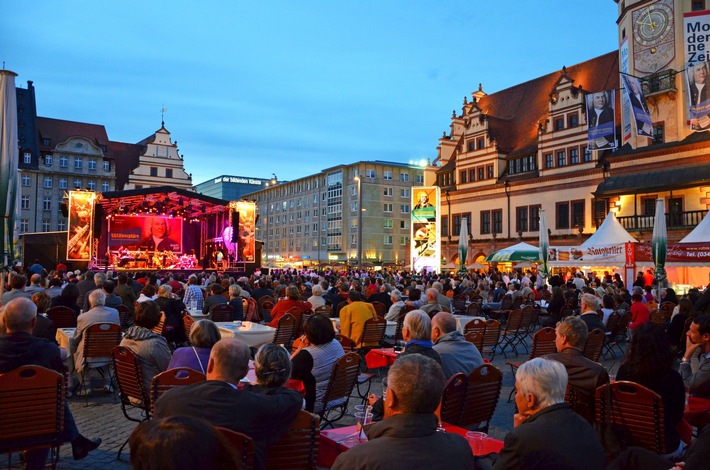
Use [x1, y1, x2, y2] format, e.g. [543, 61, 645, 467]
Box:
[50, 282, 81, 315]
[664, 287, 679, 305]
[168, 320, 221, 374]
[667, 298, 696, 349]
[601, 294, 615, 326]
[129, 416, 241, 470]
[541, 287, 565, 327]
[616, 323, 685, 459]
[249, 343, 293, 394]
[31, 291, 58, 344]
[120, 300, 172, 392]
[268, 285, 312, 328]
[290, 313, 344, 412]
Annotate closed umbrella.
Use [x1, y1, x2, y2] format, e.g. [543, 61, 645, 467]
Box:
[538, 209, 550, 280]
[652, 198, 667, 288]
[0, 69, 19, 273]
[458, 217, 469, 274]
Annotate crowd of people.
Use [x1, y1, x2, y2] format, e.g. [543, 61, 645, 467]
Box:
[1, 260, 710, 469]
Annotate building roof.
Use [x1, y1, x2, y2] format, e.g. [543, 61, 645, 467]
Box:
[36, 117, 111, 156]
[108, 140, 144, 190]
[594, 164, 710, 197]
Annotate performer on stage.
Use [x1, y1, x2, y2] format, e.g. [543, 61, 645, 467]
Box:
[140, 217, 181, 252]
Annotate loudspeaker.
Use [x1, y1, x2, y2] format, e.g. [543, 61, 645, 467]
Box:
[231, 211, 239, 243]
[93, 204, 103, 238]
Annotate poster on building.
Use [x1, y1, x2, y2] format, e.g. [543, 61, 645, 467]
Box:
[619, 39, 633, 144]
[410, 186, 440, 273]
[236, 201, 256, 263]
[108, 215, 182, 252]
[585, 90, 617, 150]
[66, 191, 95, 261]
[621, 74, 654, 138]
[684, 10, 710, 131]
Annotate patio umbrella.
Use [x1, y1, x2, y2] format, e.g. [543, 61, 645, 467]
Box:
[0, 70, 19, 272]
[485, 242, 541, 263]
[538, 209, 550, 279]
[458, 217, 469, 273]
[652, 198, 667, 288]
[466, 262, 486, 270]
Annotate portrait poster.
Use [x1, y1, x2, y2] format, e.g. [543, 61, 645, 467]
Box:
[585, 90, 617, 150]
[66, 191, 95, 261]
[236, 201, 256, 263]
[108, 215, 182, 252]
[410, 186, 440, 273]
[620, 38, 632, 144]
[685, 59, 710, 131]
[621, 74, 653, 138]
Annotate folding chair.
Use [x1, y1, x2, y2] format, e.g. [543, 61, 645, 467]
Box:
[440, 373, 467, 425]
[210, 304, 234, 323]
[459, 364, 503, 432]
[370, 301, 387, 317]
[314, 305, 332, 317]
[354, 317, 387, 398]
[183, 313, 195, 338]
[116, 305, 131, 330]
[150, 367, 206, 415]
[497, 309, 524, 357]
[46, 306, 77, 328]
[80, 322, 122, 403]
[464, 330, 484, 350]
[603, 311, 630, 359]
[151, 312, 166, 335]
[272, 313, 297, 346]
[216, 427, 254, 470]
[318, 352, 361, 429]
[258, 296, 276, 322]
[112, 346, 151, 459]
[465, 302, 482, 317]
[583, 328, 606, 362]
[506, 327, 557, 401]
[265, 411, 320, 470]
[452, 294, 468, 314]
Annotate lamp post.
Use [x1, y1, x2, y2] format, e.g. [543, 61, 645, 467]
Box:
[355, 176, 363, 270]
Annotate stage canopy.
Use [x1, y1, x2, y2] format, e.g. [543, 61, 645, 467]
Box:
[98, 186, 229, 218]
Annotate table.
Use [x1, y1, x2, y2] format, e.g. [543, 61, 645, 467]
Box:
[318, 422, 504, 468]
[188, 309, 210, 320]
[365, 348, 400, 369]
[216, 321, 276, 348]
[453, 315, 486, 333]
[331, 319, 397, 337]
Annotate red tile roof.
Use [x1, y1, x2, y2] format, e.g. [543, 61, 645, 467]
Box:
[36, 117, 111, 155]
[108, 140, 144, 191]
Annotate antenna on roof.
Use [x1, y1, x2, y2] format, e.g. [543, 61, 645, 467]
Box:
[161, 105, 167, 127]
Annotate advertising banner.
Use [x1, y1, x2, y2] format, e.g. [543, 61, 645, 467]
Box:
[586, 90, 617, 150]
[411, 186, 440, 273]
[236, 201, 256, 263]
[620, 39, 633, 144]
[108, 215, 182, 252]
[548, 243, 625, 265]
[621, 74, 654, 137]
[635, 242, 710, 265]
[684, 10, 710, 131]
[66, 191, 95, 261]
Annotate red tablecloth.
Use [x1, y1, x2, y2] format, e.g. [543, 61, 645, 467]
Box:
[318, 422, 504, 468]
[684, 396, 710, 429]
[364, 348, 399, 369]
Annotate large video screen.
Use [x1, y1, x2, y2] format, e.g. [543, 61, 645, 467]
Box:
[108, 215, 183, 252]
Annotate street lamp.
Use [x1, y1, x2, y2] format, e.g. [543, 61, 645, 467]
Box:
[354, 175, 363, 270]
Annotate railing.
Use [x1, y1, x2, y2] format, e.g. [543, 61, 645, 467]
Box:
[641, 69, 677, 96]
[608, 210, 707, 231]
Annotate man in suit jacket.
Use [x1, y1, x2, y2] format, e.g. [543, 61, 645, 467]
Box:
[579, 293, 606, 333]
[153, 338, 302, 470]
[493, 358, 605, 470]
[71, 289, 120, 375]
[680, 314, 710, 399]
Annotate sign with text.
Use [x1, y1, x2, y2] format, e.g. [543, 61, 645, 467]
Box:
[410, 186, 440, 273]
[108, 215, 182, 252]
[684, 10, 710, 131]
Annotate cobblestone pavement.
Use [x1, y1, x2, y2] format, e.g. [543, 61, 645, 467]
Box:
[8, 334, 625, 469]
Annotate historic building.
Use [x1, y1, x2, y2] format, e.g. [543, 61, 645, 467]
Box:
[244, 161, 425, 267]
[431, 0, 710, 265]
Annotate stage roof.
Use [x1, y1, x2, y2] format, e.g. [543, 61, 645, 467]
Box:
[98, 186, 230, 219]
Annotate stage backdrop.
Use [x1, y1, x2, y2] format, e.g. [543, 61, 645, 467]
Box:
[235, 201, 256, 263]
[67, 191, 95, 261]
[108, 215, 183, 252]
[410, 186, 440, 273]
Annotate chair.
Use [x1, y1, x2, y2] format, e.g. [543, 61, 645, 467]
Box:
[112, 346, 151, 459]
[497, 309, 524, 357]
[216, 427, 254, 470]
[465, 319, 501, 359]
[265, 410, 320, 470]
[465, 302, 481, 317]
[0, 366, 65, 469]
[357, 316, 387, 350]
[596, 381, 667, 454]
[246, 298, 261, 322]
[318, 352, 361, 429]
[464, 330, 484, 350]
[258, 296, 276, 322]
[272, 313, 297, 346]
[603, 311, 631, 359]
[211, 304, 234, 322]
[506, 327, 557, 401]
[334, 334, 356, 352]
[459, 364, 503, 432]
[46, 305, 77, 328]
[540, 289, 552, 301]
[314, 305, 332, 317]
[80, 322, 123, 402]
[439, 373, 468, 425]
[116, 305, 131, 329]
[648, 309, 664, 325]
[583, 328, 606, 362]
[370, 301, 387, 317]
[659, 301, 675, 321]
[565, 383, 596, 424]
[150, 367, 206, 415]
[489, 295, 513, 319]
[298, 313, 312, 339]
[151, 312, 166, 335]
[512, 305, 534, 354]
[452, 294, 468, 314]
[183, 313, 195, 337]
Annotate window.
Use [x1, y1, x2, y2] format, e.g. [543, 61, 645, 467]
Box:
[400, 204, 410, 214]
[166, 169, 173, 178]
[400, 236, 409, 246]
[557, 150, 566, 166]
[42, 138, 50, 146]
[469, 169, 475, 182]
[57, 220, 66, 231]
[572, 200, 585, 228]
[74, 179, 81, 189]
[480, 211, 491, 235]
[383, 171, 393, 180]
[383, 235, 393, 245]
[556, 202, 570, 229]
[594, 199, 608, 225]
[59, 178, 67, 189]
[150, 167, 158, 177]
[21, 195, 30, 209]
[477, 167, 484, 181]
[87, 181, 96, 191]
[492, 210, 503, 234]
[384, 203, 392, 212]
[20, 219, 29, 233]
[570, 148, 579, 164]
[400, 172, 409, 182]
[43, 176, 52, 188]
[653, 122, 664, 144]
[366, 169, 376, 179]
[516, 206, 528, 232]
[441, 215, 449, 237]
[42, 220, 51, 232]
[400, 220, 408, 229]
[468, 141, 476, 151]
[74, 158, 82, 169]
[350, 185, 357, 197]
[568, 114, 579, 128]
[400, 188, 410, 198]
[693, 0, 705, 11]
[103, 161, 110, 171]
[88, 159, 96, 170]
[477, 138, 485, 149]
[487, 164, 494, 179]
[384, 219, 393, 229]
[453, 215, 462, 236]
[529, 205, 541, 231]
[23, 152, 31, 164]
[45, 154, 52, 166]
[545, 154, 553, 168]
[642, 196, 657, 216]
[101, 181, 109, 192]
[384, 187, 393, 196]
[351, 201, 358, 213]
[60, 156, 68, 167]
[459, 170, 467, 184]
[583, 146, 593, 162]
[554, 117, 564, 131]
[22, 175, 30, 187]
[416, 174, 423, 183]
[42, 197, 51, 211]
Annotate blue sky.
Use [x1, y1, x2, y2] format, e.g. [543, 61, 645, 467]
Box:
[2, 1, 619, 184]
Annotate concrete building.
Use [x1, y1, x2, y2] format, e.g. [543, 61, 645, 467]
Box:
[244, 161, 425, 268]
[430, 0, 710, 267]
[194, 175, 271, 200]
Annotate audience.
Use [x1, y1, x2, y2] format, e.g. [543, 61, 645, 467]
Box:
[168, 319, 221, 374]
[268, 285, 312, 327]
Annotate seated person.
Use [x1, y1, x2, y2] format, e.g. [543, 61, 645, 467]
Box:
[248, 343, 293, 395]
[155, 284, 188, 344]
[227, 284, 244, 321]
[202, 284, 228, 315]
[268, 285, 312, 327]
[49, 281, 81, 316]
[384, 289, 405, 321]
[30, 291, 58, 345]
[680, 314, 710, 399]
[168, 319, 221, 375]
[338, 290, 378, 346]
[431, 311, 483, 378]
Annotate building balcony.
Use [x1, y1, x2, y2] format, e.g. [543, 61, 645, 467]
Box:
[600, 210, 706, 231]
[641, 69, 677, 99]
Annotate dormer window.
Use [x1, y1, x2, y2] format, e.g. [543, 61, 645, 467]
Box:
[42, 138, 50, 146]
[23, 152, 31, 164]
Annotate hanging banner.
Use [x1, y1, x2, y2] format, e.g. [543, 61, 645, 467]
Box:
[548, 243, 625, 265]
[620, 39, 633, 144]
[586, 90, 617, 150]
[411, 186, 440, 273]
[621, 74, 653, 137]
[66, 191, 95, 261]
[235, 201, 256, 263]
[684, 10, 710, 131]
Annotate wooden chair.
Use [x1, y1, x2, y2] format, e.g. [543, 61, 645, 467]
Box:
[246, 298, 261, 322]
[46, 305, 77, 328]
[265, 410, 320, 470]
[370, 301, 387, 317]
[540, 289, 552, 301]
[459, 364, 503, 432]
[648, 309, 664, 325]
[497, 309, 525, 357]
[80, 322, 123, 402]
[357, 316, 387, 350]
[183, 313, 195, 338]
[216, 427, 254, 470]
[258, 296, 276, 322]
[464, 318, 501, 359]
[298, 313, 312, 339]
[659, 301, 675, 321]
[465, 302, 481, 317]
[210, 304, 234, 322]
[150, 367, 206, 415]
[512, 305, 535, 354]
[151, 312, 166, 335]
[583, 328, 606, 362]
[603, 311, 631, 359]
[505, 327, 557, 401]
[596, 381, 668, 454]
[112, 345, 151, 459]
[314, 305, 333, 317]
[0, 365, 65, 469]
[439, 373, 468, 425]
[334, 334, 356, 352]
[116, 304, 131, 329]
[272, 313, 297, 346]
[452, 294, 468, 314]
[464, 330, 484, 350]
[489, 295, 513, 319]
[318, 352, 361, 429]
[565, 383, 595, 424]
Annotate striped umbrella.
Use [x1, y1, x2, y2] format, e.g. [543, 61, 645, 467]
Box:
[652, 198, 667, 288]
[538, 209, 550, 279]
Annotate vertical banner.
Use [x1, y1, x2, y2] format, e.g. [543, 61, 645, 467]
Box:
[236, 201, 256, 262]
[619, 39, 633, 144]
[67, 191, 95, 261]
[410, 186, 440, 273]
[586, 90, 617, 150]
[684, 10, 710, 131]
[622, 74, 653, 137]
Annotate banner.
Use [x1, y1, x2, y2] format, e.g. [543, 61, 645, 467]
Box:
[620, 39, 633, 144]
[67, 191, 95, 261]
[108, 215, 182, 252]
[635, 242, 710, 265]
[548, 243, 625, 265]
[684, 10, 710, 131]
[410, 186, 440, 273]
[235, 201, 256, 262]
[586, 90, 616, 150]
[621, 74, 653, 137]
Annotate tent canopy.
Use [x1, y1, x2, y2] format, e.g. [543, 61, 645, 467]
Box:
[485, 242, 540, 263]
[581, 211, 637, 248]
[680, 211, 710, 243]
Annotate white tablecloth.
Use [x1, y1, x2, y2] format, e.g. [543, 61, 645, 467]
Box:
[188, 310, 210, 320]
[56, 328, 75, 351]
[330, 319, 397, 337]
[452, 315, 487, 333]
[216, 322, 275, 348]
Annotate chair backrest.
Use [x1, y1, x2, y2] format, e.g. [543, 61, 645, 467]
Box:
[370, 301, 387, 317]
[566, 383, 595, 424]
[265, 411, 320, 470]
[615, 311, 632, 340]
[453, 294, 468, 313]
[0, 365, 65, 453]
[518, 305, 534, 330]
[314, 305, 332, 317]
[499, 295, 513, 310]
[85, 322, 123, 359]
[482, 320, 502, 350]
[273, 313, 297, 346]
[582, 328, 605, 362]
[183, 313, 195, 337]
[529, 327, 557, 358]
[216, 427, 254, 470]
[394, 305, 415, 342]
[358, 316, 387, 348]
[320, 353, 361, 410]
[595, 381, 666, 454]
[46, 305, 77, 328]
[152, 312, 166, 335]
[211, 304, 234, 322]
[605, 311, 620, 336]
[648, 309, 664, 325]
[112, 345, 151, 414]
[150, 367, 206, 414]
[540, 290, 552, 301]
[503, 309, 523, 333]
[511, 296, 524, 310]
[334, 334, 357, 352]
[245, 298, 261, 323]
[659, 301, 675, 317]
[464, 331, 484, 350]
[560, 306, 576, 320]
[465, 302, 481, 317]
[116, 305, 131, 329]
[439, 373, 468, 425]
[297, 313, 312, 339]
[460, 364, 503, 429]
[464, 318, 486, 334]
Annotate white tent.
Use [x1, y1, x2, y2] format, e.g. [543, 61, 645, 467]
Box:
[680, 211, 710, 243]
[581, 211, 638, 247]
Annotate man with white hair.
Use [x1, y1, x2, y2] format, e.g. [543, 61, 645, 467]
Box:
[81, 272, 107, 311]
[385, 289, 405, 321]
[493, 357, 605, 469]
[579, 293, 606, 332]
[420, 288, 443, 315]
[432, 312, 483, 378]
[307, 284, 326, 310]
[71, 289, 120, 377]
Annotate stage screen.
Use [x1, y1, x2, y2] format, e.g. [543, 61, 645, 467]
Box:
[67, 191, 95, 261]
[236, 201, 256, 263]
[108, 215, 183, 252]
[410, 186, 441, 273]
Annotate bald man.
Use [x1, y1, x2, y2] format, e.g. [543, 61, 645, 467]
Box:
[432, 312, 484, 378]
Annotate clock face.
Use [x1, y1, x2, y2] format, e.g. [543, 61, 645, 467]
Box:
[634, 2, 673, 47]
